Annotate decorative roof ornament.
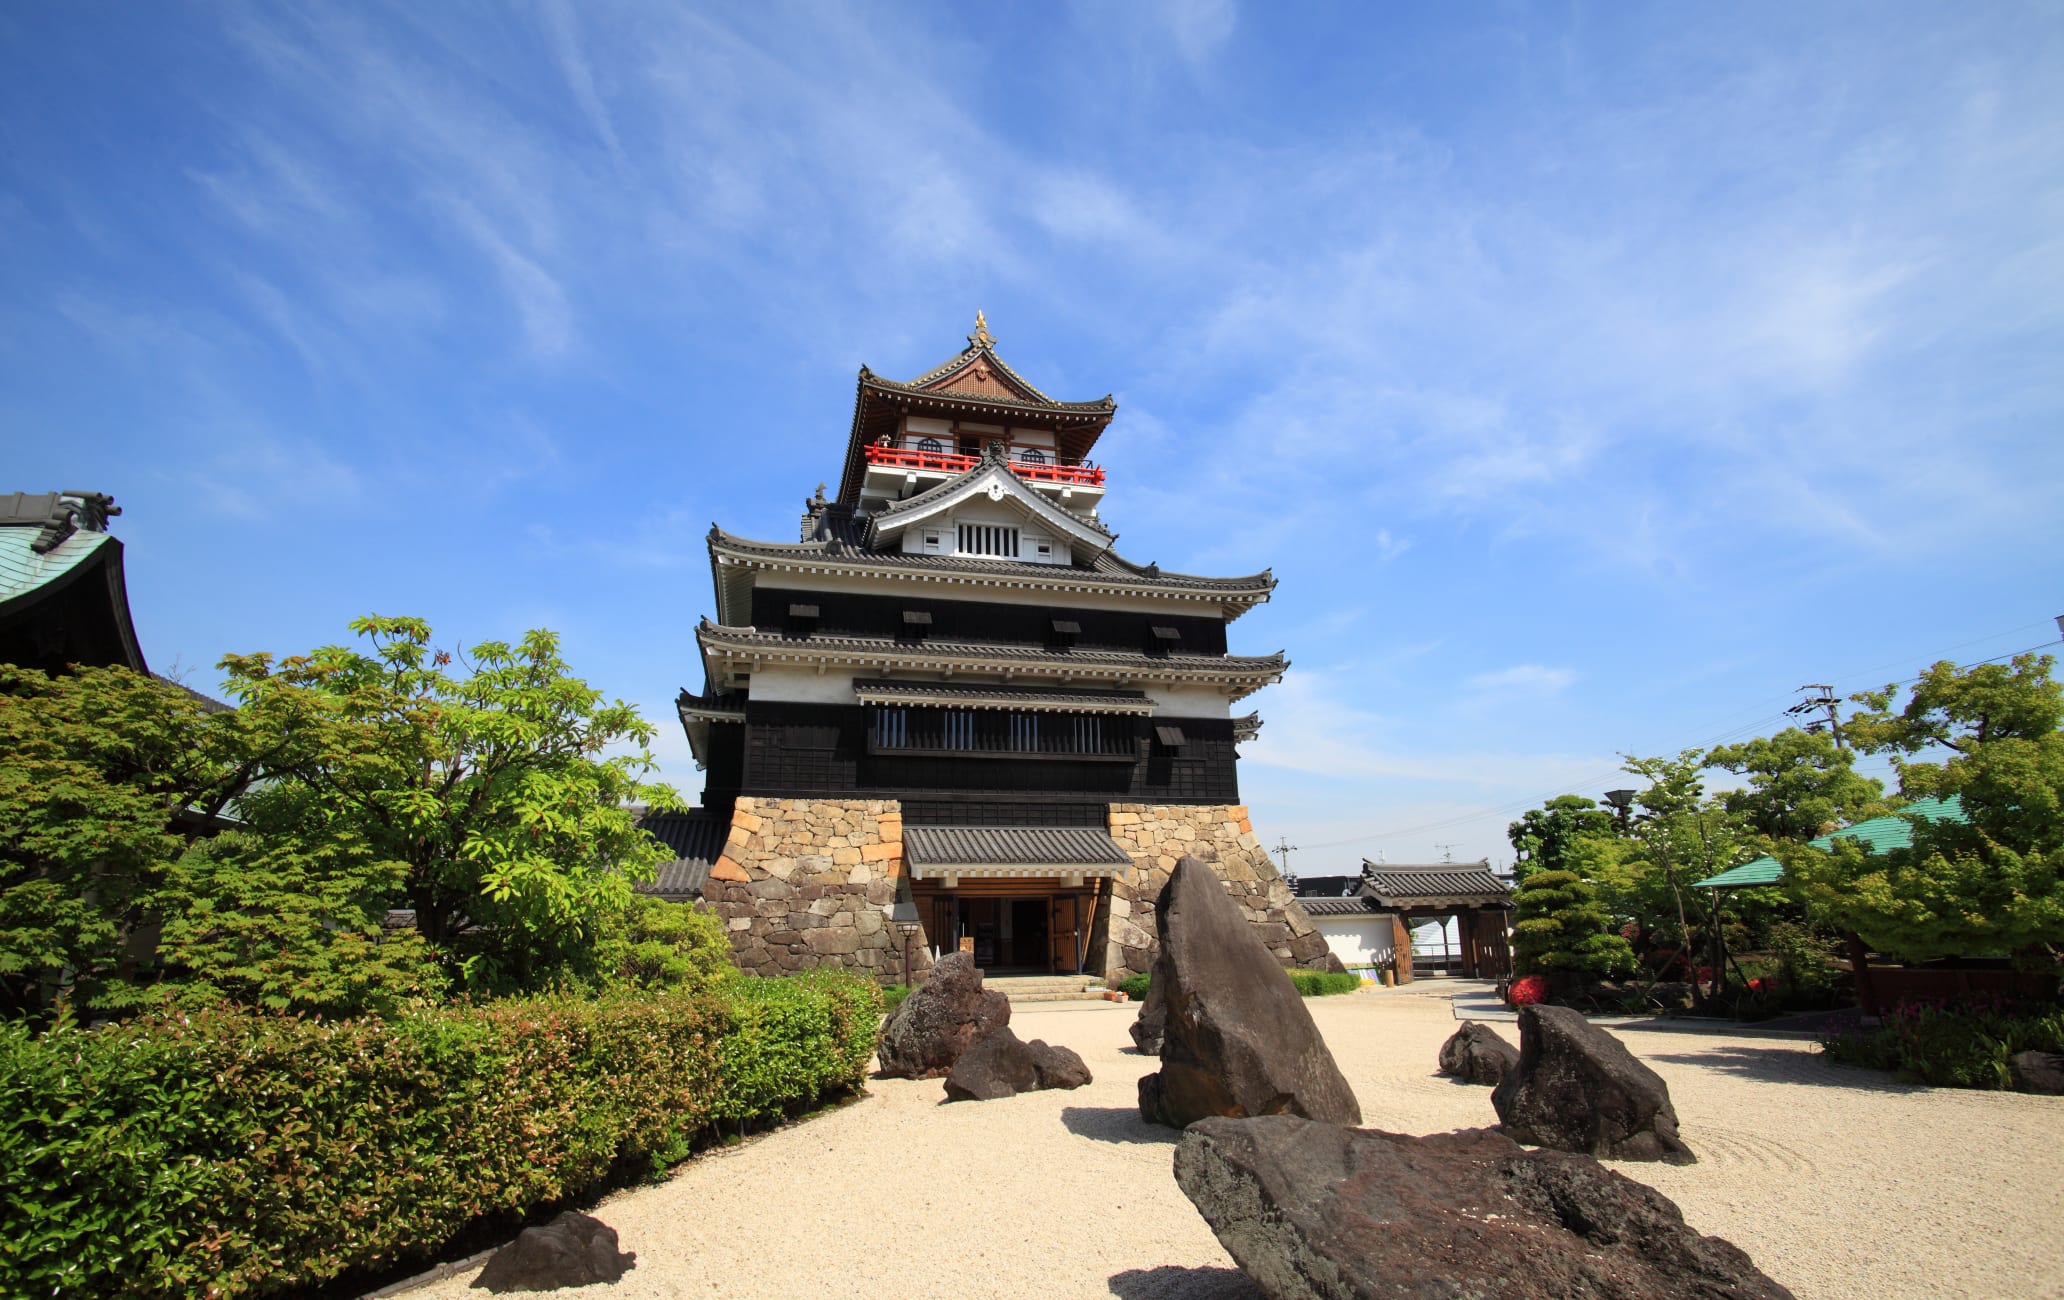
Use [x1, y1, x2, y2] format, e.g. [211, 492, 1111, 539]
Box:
[968, 309, 994, 349]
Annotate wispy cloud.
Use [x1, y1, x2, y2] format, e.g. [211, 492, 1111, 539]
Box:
[1466, 665, 1576, 696]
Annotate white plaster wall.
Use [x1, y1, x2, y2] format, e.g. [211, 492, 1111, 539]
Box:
[753, 568, 1239, 618]
[1313, 917, 1395, 973]
[746, 665, 859, 704]
[1144, 684, 1232, 718]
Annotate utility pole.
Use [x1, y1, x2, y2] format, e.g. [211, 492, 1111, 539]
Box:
[1272, 837, 1298, 889]
[1787, 684, 1846, 750]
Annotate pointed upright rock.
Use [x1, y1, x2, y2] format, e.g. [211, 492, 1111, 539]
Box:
[1137, 856, 1360, 1128]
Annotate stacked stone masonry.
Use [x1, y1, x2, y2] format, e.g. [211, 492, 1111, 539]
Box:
[1095, 803, 1333, 982]
[702, 797, 920, 980]
[701, 796, 1330, 982]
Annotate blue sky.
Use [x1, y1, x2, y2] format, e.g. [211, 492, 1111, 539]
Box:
[5, 2, 2061, 873]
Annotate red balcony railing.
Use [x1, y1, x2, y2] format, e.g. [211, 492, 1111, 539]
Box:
[863, 443, 1106, 487]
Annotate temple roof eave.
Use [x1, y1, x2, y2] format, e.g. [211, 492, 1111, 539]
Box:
[695, 620, 1287, 702]
[705, 525, 1277, 619]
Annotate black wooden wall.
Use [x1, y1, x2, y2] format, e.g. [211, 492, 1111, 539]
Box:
[750, 587, 1230, 657]
[736, 700, 1241, 807]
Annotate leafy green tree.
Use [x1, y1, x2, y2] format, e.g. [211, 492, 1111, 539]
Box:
[1706, 727, 1889, 841]
[220, 616, 684, 993]
[592, 894, 732, 992]
[0, 666, 245, 1017]
[154, 828, 445, 1017]
[1785, 654, 2064, 964]
[1509, 794, 1620, 879]
[1510, 869, 1636, 980]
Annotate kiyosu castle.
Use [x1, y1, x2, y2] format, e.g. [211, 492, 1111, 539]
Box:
[669, 315, 1335, 983]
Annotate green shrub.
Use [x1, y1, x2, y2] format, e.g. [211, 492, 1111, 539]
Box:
[1288, 969, 1362, 997]
[880, 983, 913, 1012]
[1821, 997, 2064, 1088]
[1510, 870, 1637, 980]
[1120, 969, 1358, 1001]
[0, 972, 880, 1299]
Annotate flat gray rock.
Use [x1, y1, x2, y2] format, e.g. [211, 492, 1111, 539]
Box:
[472, 1212, 635, 1293]
[1175, 1116, 1791, 1300]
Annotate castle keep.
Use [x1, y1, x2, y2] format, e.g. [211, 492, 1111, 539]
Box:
[678, 316, 1333, 982]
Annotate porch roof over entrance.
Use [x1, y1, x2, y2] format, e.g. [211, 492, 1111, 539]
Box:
[903, 825, 1134, 881]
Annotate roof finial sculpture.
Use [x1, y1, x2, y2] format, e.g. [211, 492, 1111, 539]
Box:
[969, 309, 994, 348]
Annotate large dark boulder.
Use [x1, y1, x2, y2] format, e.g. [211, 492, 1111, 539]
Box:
[1493, 1003, 1695, 1164]
[2010, 1050, 2064, 1095]
[944, 1026, 1094, 1101]
[1029, 1037, 1094, 1090]
[877, 951, 1010, 1079]
[1175, 1116, 1792, 1300]
[1439, 1021, 1519, 1086]
[1137, 857, 1360, 1128]
[472, 1212, 636, 1293]
[1129, 976, 1168, 1056]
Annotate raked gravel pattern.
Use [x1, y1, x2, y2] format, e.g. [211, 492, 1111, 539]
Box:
[406, 984, 2064, 1300]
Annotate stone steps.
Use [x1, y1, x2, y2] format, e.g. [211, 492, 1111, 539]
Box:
[982, 974, 1111, 1004]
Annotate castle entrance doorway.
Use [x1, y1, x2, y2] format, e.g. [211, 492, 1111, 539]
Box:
[915, 880, 1101, 975]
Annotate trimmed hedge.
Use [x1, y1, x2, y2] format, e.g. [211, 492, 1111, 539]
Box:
[0, 972, 880, 1299]
[1118, 969, 1361, 1001]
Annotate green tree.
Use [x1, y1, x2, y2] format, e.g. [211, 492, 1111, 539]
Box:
[1706, 727, 1889, 841]
[1509, 794, 1620, 879]
[592, 893, 733, 992]
[0, 666, 245, 1017]
[1785, 654, 2064, 963]
[1510, 870, 1636, 980]
[153, 828, 445, 1017]
[220, 616, 684, 992]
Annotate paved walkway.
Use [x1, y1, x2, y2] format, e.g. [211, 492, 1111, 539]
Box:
[400, 986, 2063, 1300]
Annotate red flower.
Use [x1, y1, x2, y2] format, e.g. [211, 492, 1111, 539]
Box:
[1507, 975, 1549, 1007]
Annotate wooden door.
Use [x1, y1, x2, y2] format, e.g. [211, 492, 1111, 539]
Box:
[1049, 895, 1082, 974]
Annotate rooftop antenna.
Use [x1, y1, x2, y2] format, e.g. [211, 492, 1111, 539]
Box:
[1435, 843, 1457, 864]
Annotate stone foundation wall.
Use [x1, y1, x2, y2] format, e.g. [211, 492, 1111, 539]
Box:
[701, 797, 929, 981]
[1094, 803, 1334, 982]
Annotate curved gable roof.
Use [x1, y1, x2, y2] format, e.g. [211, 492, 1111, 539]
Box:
[865, 455, 1114, 553]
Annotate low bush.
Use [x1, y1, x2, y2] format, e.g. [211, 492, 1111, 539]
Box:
[0, 972, 880, 1299]
[1119, 969, 1356, 1001]
[880, 983, 913, 1013]
[1822, 995, 2064, 1088]
[1288, 969, 1362, 997]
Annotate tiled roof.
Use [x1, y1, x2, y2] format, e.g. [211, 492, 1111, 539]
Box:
[1693, 795, 1968, 890]
[904, 825, 1134, 868]
[851, 677, 1156, 713]
[1293, 874, 1364, 898]
[709, 526, 1275, 597]
[635, 809, 729, 900]
[1360, 861, 1513, 908]
[154, 674, 233, 714]
[865, 456, 1115, 541]
[0, 516, 110, 609]
[1233, 711, 1262, 743]
[698, 621, 1286, 698]
[1299, 897, 1379, 917]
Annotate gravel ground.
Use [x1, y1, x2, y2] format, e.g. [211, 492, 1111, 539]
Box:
[407, 983, 2064, 1300]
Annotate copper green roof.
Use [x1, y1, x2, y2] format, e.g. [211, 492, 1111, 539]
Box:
[1692, 795, 1968, 890]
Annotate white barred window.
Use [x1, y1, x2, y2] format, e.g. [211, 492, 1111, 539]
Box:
[957, 523, 1019, 557]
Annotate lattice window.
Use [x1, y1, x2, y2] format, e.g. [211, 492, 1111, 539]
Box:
[957, 523, 1019, 557]
[917, 436, 943, 452]
[875, 707, 908, 748]
[1016, 447, 1047, 464]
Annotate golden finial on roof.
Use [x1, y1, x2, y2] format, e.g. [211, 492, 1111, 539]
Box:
[969, 310, 994, 348]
